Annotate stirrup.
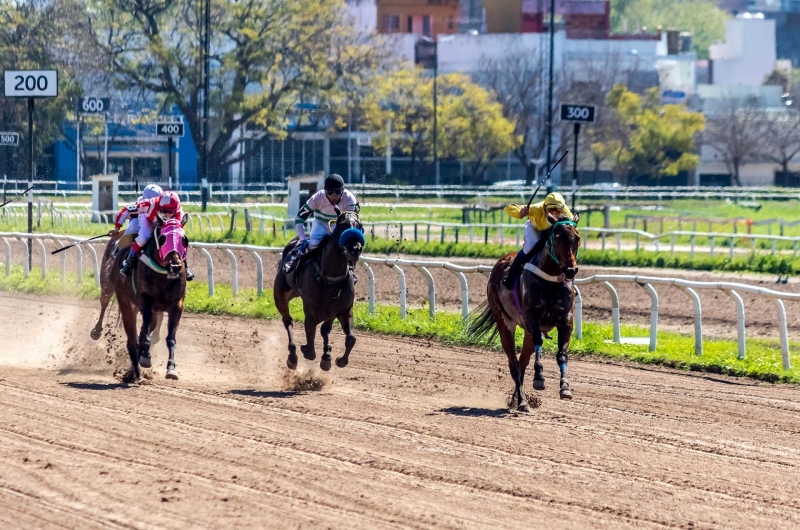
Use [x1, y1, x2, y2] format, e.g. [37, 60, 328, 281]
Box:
[185, 268, 195, 281]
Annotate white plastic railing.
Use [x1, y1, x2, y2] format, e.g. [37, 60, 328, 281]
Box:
[1, 232, 797, 370]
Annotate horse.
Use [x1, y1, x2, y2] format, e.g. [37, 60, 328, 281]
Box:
[91, 232, 162, 342]
[273, 208, 364, 372]
[468, 212, 581, 412]
[111, 218, 189, 382]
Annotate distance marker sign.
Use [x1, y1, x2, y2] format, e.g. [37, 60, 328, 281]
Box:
[4, 70, 58, 97]
[156, 122, 184, 137]
[560, 104, 596, 123]
[79, 97, 111, 114]
[0, 132, 19, 146]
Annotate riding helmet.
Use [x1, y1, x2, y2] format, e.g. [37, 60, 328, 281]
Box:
[324, 174, 345, 192]
[143, 184, 164, 200]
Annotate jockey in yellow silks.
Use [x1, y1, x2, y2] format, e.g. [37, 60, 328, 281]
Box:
[501, 192, 575, 289]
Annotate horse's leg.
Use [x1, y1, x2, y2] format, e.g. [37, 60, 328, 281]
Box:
[118, 301, 140, 382]
[557, 321, 574, 400]
[334, 311, 356, 369]
[498, 323, 528, 412]
[529, 331, 545, 390]
[275, 285, 298, 370]
[90, 283, 114, 340]
[137, 295, 153, 369]
[165, 305, 183, 380]
[149, 311, 164, 343]
[300, 316, 319, 361]
[319, 318, 334, 372]
[519, 331, 539, 391]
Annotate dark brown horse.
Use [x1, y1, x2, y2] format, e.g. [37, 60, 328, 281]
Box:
[468, 213, 581, 412]
[273, 208, 364, 372]
[111, 219, 188, 382]
[91, 234, 162, 342]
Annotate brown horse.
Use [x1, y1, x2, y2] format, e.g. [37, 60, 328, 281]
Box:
[110, 219, 188, 382]
[468, 213, 581, 412]
[90, 234, 162, 342]
[273, 208, 364, 372]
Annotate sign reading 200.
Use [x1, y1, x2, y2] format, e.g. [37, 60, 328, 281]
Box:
[4, 70, 59, 98]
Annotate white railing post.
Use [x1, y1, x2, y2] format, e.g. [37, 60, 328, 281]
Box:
[679, 287, 703, 355]
[773, 298, 790, 370]
[55, 238, 66, 283]
[34, 237, 47, 279]
[2, 237, 10, 277]
[17, 237, 29, 278]
[726, 289, 746, 359]
[448, 269, 469, 319]
[76, 244, 83, 283]
[391, 263, 407, 319]
[86, 243, 100, 287]
[417, 266, 436, 318]
[251, 250, 263, 297]
[361, 261, 375, 314]
[601, 281, 620, 343]
[200, 248, 214, 296]
[573, 285, 583, 339]
[223, 248, 238, 295]
[638, 282, 658, 351]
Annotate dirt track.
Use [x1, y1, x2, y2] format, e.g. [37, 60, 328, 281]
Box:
[2, 293, 800, 528]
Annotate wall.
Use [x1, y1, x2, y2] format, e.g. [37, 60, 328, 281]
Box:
[347, 0, 378, 33]
[377, 0, 460, 38]
[483, 0, 522, 33]
[709, 18, 776, 87]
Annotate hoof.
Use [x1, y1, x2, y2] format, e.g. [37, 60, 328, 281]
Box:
[90, 327, 102, 341]
[287, 352, 298, 370]
[533, 377, 546, 391]
[560, 382, 573, 400]
[139, 354, 152, 369]
[121, 368, 140, 384]
[335, 356, 349, 369]
[165, 368, 179, 380]
[518, 402, 531, 413]
[320, 358, 332, 372]
[300, 345, 316, 361]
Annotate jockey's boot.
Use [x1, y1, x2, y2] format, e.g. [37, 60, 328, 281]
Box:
[501, 249, 529, 290]
[283, 242, 308, 275]
[120, 244, 142, 278]
[185, 260, 195, 282]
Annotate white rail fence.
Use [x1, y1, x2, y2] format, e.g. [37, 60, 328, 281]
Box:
[1, 232, 797, 370]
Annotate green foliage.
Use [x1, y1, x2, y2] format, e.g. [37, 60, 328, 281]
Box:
[610, 0, 728, 59]
[592, 85, 704, 184]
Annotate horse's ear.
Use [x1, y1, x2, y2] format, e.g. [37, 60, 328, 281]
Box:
[573, 212, 580, 225]
[333, 205, 342, 217]
[546, 210, 559, 225]
[182, 236, 189, 248]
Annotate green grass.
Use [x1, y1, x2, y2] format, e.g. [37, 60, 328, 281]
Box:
[2, 265, 798, 384]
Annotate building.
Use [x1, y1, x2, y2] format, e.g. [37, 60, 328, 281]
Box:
[376, 0, 460, 38]
[709, 15, 777, 87]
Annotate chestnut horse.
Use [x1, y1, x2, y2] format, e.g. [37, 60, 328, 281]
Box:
[468, 213, 581, 412]
[111, 218, 188, 382]
[273, 208, 364, 372]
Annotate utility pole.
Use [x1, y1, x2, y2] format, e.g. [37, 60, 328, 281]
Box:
[545, 0, 556, 194]
[203, 0, 210, 188]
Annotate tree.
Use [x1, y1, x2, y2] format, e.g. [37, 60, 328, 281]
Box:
[763, 109, 800, 177]
[0, 0, 83, 180]
[592, 84, 704, 184]
[84, 0, 380, 183]
[610, 0, 727, 59]
[703, 98, 767, 187]
[437, 74, 518, 184]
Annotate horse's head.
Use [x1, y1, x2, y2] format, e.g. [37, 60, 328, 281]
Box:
[330, 205, 364, 264]
[157, 219, 188, 281]
[545, 211, 581, 280]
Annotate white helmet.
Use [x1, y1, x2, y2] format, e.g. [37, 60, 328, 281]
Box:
[142, 184, 163, 200]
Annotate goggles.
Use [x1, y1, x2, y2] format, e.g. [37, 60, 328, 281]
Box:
[326, 188, 343, 196]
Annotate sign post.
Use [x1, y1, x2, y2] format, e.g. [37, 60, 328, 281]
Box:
[559, 104, 596, 210]
[4, 69, 58, 268]
[78, 97, 111, 181]
[156, 121, 185, 189]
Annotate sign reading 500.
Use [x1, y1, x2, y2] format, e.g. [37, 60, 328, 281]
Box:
[4, 70, 58, 97]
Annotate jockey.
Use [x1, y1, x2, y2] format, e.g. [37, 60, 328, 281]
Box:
[283, 173, 359, 274]
[501, 192, 575, 289]
[111, 184, 163, 238]
[120, 190, 195, 281]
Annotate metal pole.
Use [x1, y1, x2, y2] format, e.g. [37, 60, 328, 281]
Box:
[386, 119, 392, 175]
[103, 113, 108, 175]
[572, 122, 580, 211]
[545, 0, 556, 193]
[27, 97, 34, 269]
[203, 0, 211, 186]
[168, 136, 174, 188]
[433, 42, 440, 186]
[76, 115, 81, 182]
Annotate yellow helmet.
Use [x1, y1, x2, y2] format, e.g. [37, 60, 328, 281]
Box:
[543, 192, 566, 211]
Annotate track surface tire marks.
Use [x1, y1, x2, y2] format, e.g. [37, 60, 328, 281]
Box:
[0, 294, 800, 528]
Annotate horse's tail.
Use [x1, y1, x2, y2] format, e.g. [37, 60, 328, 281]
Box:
[465, 301, 498, 344]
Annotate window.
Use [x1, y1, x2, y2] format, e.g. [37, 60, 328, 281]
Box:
[448, 16, 454, 30]
[408, 15, 413, 33]
[422, 15, 432, 36]
[383, 14, 400, 32]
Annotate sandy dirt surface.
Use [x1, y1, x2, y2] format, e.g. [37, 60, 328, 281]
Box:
[1, 293, 800, 528]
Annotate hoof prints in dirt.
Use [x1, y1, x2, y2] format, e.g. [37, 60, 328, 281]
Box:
[507, 389, 543, 411]
[282, 369, 328, 392]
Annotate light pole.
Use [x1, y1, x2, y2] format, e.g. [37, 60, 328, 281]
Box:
[203, 0, 210, 191]
[545, 0, 556, 194]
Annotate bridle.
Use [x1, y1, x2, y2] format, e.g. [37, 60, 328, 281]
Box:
[545, 220, 579, 268]
[319, 211, 362, 283]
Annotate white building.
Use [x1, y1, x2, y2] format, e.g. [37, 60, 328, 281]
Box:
[709, 15, 777, 87]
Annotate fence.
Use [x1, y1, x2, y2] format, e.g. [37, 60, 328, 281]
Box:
[0, 232, 797, 371]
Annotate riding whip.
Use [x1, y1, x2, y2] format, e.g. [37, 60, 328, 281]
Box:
[525, 150, 569, 208]
[51, 233, 108, 254]
[0, 186, 34, 209]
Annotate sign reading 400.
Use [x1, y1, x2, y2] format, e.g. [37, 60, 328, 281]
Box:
[156, 122, 184, 137]
[4, 70, 58, 97]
